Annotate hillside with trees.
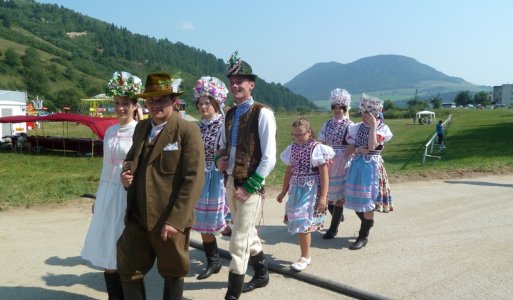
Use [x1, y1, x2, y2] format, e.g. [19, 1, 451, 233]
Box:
[0, 0, 316, 112]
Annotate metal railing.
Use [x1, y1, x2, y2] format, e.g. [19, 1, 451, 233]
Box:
[422, 115, 452, 164]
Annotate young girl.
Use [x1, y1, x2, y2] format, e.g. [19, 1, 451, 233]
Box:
[81, 71, 142, 299]
[344, 94, 393, 250]
[191, 76, 229, 280]
[318, 88, 353, 239]
[277, 117, 335, 271]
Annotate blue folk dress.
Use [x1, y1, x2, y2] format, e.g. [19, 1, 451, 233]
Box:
[318, 117, 353, 205]
[344, 122, 393, 212]
[192, 114, 228, 235]
[280, 139, 335, 234]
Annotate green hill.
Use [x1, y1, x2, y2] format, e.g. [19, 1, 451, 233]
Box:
[285, 54, 491, 102]
[0, 0, 316, 112]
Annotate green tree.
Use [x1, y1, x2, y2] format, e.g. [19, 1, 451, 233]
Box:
[473, 91, 490, 106]
[429, 95, 442, 109]
[22, 48, 50, 97]
[383, 99, 396, 111]
[4, 48, 21, 68]
[454, 91, 472, 106]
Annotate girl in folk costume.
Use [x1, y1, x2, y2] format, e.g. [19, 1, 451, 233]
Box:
[318, 88, 353, 240]
[344, 94, 393, 250]
[277, 117, 335, 271]
[191, 76, 230, 280]
[81, 71, 142, 299]
[375, 111, 393, 213]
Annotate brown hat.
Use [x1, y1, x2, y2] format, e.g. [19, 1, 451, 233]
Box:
[135, 72, 184, 98]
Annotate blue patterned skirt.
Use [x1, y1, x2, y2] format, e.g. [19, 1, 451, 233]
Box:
[192, 169, 227, 235]
[344, 155, 380, 212]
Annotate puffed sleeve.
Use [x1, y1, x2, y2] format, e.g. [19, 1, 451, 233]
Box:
[345, 122, 359, 145]
[318, 121, 328, 143]
[311, 143, 335, 167]
[377, 124, 393, 144]
[280, 144, 293, 166]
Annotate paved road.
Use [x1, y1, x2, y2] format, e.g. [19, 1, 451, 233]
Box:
[1, 174, 512, 299]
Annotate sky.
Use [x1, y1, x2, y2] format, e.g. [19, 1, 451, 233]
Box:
[36, 0, 513, 87]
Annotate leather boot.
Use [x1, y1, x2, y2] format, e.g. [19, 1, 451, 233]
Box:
[163, 277, 184, 300]
[104, 272, 124, 300]
[225, 272, 245, 300]
[242, 251, 269, 293]
[120, 279, 146, 300]
[349, 218, 374, 250]
[323, 206, 344, 239]
[197, 240, 222, 280]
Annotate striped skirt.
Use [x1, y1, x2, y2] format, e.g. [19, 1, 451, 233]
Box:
[192, 169, 227, 235]
[327, 147, 351, 205]
[344, 154, 380, 212]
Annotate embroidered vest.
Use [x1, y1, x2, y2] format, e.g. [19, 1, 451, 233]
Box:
[224, 102, 265, 186]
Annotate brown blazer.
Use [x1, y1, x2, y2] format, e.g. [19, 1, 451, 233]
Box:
[124, 113, 205, 232]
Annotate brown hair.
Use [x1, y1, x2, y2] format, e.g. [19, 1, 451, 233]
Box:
[292, 116, 316, 139]
[331, 104, 348, 113]
[195, 96, 221, 113]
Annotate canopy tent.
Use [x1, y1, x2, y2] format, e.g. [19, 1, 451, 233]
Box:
[416, 110, 436, 123]
[0, 113, 117, 140]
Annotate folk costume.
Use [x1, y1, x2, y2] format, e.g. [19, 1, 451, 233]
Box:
[81, 71, 142, 299]
[344, 94, 393, 250]
[220, 52, 277, 300]
[280, 139, 335, 234]
[191, 76, 230, 280]
[318, 88, 353, 239]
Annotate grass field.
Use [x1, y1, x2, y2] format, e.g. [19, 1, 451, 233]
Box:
[1, 109, 512, 210]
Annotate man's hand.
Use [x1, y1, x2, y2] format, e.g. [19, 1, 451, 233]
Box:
[120, 170, 133, 188]
[161, 224, 179, 241]
[234, 186, 251, 202]
[217, 156, 228, 172]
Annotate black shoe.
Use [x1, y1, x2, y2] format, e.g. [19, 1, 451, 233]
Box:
[197, 240, 222, 280]
[197, 262, 222, 280]
[241, 251, 269, 293]
[225, 272, 245, 300]
[322, 229, 337, 240]
[349, 237, 368, 250]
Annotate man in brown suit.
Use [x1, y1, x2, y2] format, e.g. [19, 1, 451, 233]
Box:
[119, 72, 205, 300]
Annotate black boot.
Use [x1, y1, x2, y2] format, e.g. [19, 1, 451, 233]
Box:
[242, 251, 269, 293]
[323, 206, 344, 239]
[197, 240, 222, 280]
[225, 272, 245, 300]
[349, 218, 374, 250]
[104, 272, 124, 300]
[120, 279, 146, 300]
[163, 277, 184, 300]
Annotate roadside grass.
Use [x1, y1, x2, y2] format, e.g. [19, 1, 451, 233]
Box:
[1, 109, 512, 209]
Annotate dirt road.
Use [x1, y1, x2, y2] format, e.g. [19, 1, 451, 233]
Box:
[1, 174, 512, 299]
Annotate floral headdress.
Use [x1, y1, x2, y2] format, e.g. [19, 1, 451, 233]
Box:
[329, 88, 351, 107]
[157, 72, 183, 94]
[359, 93, 383, 117]
[193, 76, 228, 105]
[105, 71, 143, 99]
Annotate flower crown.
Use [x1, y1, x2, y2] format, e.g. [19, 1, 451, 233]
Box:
[105, 71, 143, 98]
[330, 88, 351, 107]
[359, 93, 383, 117]
[193, 76, 228, 104]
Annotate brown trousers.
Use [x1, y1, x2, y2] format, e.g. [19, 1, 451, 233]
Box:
[117, 219, 191, 282]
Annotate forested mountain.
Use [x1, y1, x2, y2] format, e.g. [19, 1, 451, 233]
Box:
[285, 54, 490, 102]
[0, 0, 315, 112]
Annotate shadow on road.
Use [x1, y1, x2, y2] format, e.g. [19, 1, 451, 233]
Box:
[444, 180, 513, 188]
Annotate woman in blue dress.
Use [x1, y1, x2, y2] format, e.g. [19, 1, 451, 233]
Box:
[344, 94, 393, 250]
[191, 76, 230, 280]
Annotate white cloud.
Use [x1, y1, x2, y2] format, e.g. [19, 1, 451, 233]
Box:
[179, 22, 195, 31]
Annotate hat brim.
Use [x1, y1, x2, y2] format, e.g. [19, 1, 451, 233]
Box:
[226, 74, 257, 80]
[135, 90, 183, 99]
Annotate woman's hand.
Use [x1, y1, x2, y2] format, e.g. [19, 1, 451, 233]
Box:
[317, 195, 328, 213]
[276, 191, 287, 203]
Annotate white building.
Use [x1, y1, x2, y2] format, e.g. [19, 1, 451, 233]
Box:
[0, 90, 28, 139]
[492, 84, 513, 107]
